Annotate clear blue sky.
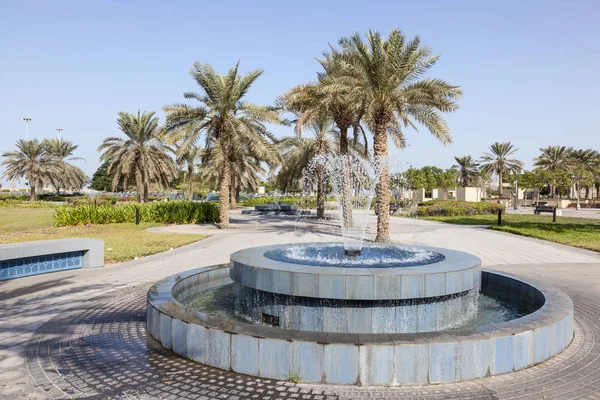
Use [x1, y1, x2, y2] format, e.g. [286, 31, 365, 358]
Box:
[1, 0, 599, 184]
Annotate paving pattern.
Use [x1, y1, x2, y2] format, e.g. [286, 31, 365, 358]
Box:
[1, 214, 600, 399]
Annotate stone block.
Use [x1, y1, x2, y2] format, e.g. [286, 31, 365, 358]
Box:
[255, 268, 273, 292]
[232, 335, 259, 375]
[396, 303, 418, 333]
[290, 341, 324, 383]
[293, 272, 319, 298]
[534, 326, 551, 364]
[359, 344, 394, 385]
[395, 343, 429, 384]
[347, 306, 372, 333]
[445, 271, 463, 293]
[345, 275, 373, 300]
[371, 305, 395, 333]
[206, 329, 231, 370]
[159, 312, 172, 349]
[322, 307, 347, 333]
[490, 335, 513, 375]
[259, 338, 290, 379]
[171, 319, 188, 357]
[187, 324, 207, 363]
[147, 305, 160, 340]
[374, 274, 401, 300]
[241, 266, 256, 288]
[461, 339, 489, 380]
[323, 344, 359, 384]
[513, 330, 533, 371]
[428, 341, 460, 383]
[272, 270, 293, 295]
[425, 273, 445, 297]
[318, 274, 345, 299]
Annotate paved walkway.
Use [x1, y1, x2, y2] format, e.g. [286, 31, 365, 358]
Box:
[1, 212, 599, 399]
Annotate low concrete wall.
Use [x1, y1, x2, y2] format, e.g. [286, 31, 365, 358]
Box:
[147, 266, 573, 386]
[0, 238, 104, 281]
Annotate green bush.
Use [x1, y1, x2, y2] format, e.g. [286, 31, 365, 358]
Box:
[241, 196, 336, 209]
[54, 201, 220, 226]
[0, 199, 58, 208]
[416, 200, 504, 217]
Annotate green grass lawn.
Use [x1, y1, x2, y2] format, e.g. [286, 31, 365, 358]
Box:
[422, 214, 600, 252]
[0, 207, 207, 263]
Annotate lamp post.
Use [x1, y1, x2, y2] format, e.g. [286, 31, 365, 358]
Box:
[56, 128, 63, 139]
[513, 170, 521, 210]
[23, 118, 31, 140]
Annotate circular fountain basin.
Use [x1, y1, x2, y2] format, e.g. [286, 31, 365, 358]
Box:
[230, 243, 481, 300]
[146, 265, 573, 385]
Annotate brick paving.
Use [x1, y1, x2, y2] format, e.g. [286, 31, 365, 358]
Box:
[1, 214, 600, 399]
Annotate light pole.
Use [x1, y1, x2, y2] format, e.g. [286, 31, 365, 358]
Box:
[571, 174, 581, 211]
[56, 128, 63, 138]
[23, 118, 31, 140]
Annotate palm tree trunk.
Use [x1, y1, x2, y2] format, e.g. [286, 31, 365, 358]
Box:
[219, 161, 230, 229]
[338, 125, 353, 229]
[135, 170, 143, 203]
[143, 181, 149, 203]
[498, 173, 503, 198]
[316, 165, 325, 219]
[374, 122, 390, 243]
[30, 178, 36, 202]
[188, 165, 194, 201]
[230, 171, 237, 209]
[236, 185, 241, 203]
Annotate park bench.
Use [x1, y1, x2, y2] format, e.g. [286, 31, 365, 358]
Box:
[534, 205, 558, 222]
[375, 203, 401, 215]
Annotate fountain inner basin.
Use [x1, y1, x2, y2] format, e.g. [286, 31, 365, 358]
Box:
[228, 243, 481, 333]
[264, 243, 445, 268]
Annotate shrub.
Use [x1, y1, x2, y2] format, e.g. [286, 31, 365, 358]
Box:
[54, 201, 220, 226]
[416, 200, 504, 217]
[241, 195, 336, 209]
[0, 199, 58, 208]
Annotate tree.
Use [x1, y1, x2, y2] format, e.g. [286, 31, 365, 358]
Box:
[98, 111, 177, 203]
[90, 162, 114, 192]
[480, 142, 524, 198]
[333, 29, 462, 242]
[1, 139, 57, 201]
[438, 168, 458, 199]
[570, 164, 594, 209]
[277, 116, 337, 218]
[43, 138, 86, 193]
[163, 62, 282, 228]
[453, 155, 479, 187]
[533, 145, 573, 197]
[175, 144, 202, 201]
[569, 149, 599, 199]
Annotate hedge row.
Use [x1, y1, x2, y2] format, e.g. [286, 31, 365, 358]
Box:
[416, 200, 504, 217]
[54, 201, 220, 226]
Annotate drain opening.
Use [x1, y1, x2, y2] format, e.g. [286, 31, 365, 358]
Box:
[261, 313, 280, 327]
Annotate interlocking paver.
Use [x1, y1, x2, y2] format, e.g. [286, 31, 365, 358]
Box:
[1, 214, 600, 399]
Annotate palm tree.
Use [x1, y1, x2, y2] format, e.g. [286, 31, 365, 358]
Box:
[277, 116, 338, 218]
[533, 145, 573, 197]
[569, 148, 600, 199]
[453, 155, 480, 187]
[43, 138, 86, 194]
[480, 142, 524, 198]
[163, 62, 283, 228]
[1, 139, 57, 201]
[175, 144, 203, 201]
[332, 29, 462, 242]
[99, 111, 177, 202]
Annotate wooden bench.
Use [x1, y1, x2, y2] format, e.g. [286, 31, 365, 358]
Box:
[534, 205, 557, 222]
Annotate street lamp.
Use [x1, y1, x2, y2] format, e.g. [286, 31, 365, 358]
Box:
[56, 128, 63, 138]
[513, 170, 522, 210]
[23, 118, 31, 140]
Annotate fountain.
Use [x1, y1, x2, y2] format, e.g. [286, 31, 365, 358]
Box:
[147, 154, 574, 385]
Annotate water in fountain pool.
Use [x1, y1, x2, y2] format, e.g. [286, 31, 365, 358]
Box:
[263, 243, 445, 268]
[182, 282, 526, 331]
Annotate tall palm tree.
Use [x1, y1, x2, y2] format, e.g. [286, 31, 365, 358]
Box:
[533, 145, 573, 197]
[453, 155, 480, 187]
[99, 111, 177, 203]
[175, 144, 203, 201]
[277, 116, 338, 218]
[569, 148, 600, 199]
[163, 62, 283, 228]
[332, 29, 462, 242]
[480, 142, 524, 197]
[1, 139, 57, 201]
[43, 138, 86, 194]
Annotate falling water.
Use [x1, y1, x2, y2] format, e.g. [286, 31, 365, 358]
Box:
[300, 154, 387, 254]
